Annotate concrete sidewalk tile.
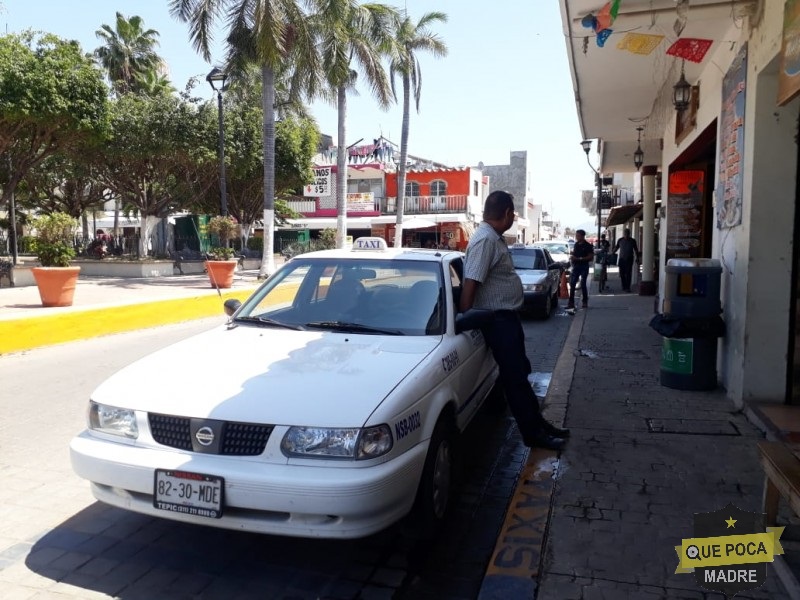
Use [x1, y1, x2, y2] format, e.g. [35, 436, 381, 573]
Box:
[518, 292, 796, 598]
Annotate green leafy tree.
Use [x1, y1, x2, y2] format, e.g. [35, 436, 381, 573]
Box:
[389, 10, 447, 247]
[95, 12, 165, 95]
[170, 0, 319, 277]
[309, 0, 398, 248]
[189, 76, 319, 246]
[23, 149, 115, 238]
[0, 32, 109, 224]
[98, 92, 215, 256]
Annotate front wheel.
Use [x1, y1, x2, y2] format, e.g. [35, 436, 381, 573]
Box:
[409, 416, 455, 537]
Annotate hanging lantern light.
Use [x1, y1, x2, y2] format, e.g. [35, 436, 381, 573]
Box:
[633, 127, 644, 170]
[673, 60, 692, 112]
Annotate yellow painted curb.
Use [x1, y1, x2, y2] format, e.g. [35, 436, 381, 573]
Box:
[0, 287, 256, 355]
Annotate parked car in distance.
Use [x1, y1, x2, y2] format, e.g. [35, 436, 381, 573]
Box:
[508, 244, 562, 318]
[70, 238, 500, 539]
[535, 240, 571, 267]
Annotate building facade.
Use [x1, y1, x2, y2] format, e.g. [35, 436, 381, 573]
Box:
[559, 0, 800, 406]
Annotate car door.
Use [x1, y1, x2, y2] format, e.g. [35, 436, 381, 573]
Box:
[445, 256, 495, 427]
[541, 249, 560, 292]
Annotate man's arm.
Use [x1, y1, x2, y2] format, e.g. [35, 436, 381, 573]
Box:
[459, 278, 479, 313]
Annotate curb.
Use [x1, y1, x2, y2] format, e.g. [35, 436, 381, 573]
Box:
[478, 307, 586, 599]
[0, 287, 255, 355]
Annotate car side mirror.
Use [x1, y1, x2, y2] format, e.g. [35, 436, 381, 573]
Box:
[455, 308, 494, 334]
[224, 299, 242, 317]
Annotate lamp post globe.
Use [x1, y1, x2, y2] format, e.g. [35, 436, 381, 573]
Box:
[580, 140, 603, 250]
[207, 67, 228, 217]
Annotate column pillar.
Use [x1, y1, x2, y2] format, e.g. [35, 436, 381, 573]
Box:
[639, 164, 657, 296]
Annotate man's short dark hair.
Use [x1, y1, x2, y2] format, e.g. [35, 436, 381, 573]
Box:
[576, 229, 586, 236]
[484, 190, 514, 220]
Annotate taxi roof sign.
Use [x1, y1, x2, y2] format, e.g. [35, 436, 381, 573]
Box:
[353, 237, 388, 251]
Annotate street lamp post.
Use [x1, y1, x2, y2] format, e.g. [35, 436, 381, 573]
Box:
[580, 139, 602, 248]
[206, 67, 228, 216]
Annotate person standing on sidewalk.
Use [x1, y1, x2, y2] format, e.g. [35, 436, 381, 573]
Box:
[568, 229, 593, 309]
[459, 190, 568, 451]
[613, 228, 641, 292]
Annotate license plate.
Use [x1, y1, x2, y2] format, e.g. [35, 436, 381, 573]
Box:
[154, 469, 224, 519]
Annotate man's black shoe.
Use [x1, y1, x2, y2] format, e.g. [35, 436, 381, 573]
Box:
[543, 421, 570, 438]
[523, 432, 566, 451]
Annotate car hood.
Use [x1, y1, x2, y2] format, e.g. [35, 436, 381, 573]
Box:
[92, 324, 439, 427]
[514, 269, 549, 284]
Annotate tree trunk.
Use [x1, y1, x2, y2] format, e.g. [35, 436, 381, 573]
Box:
[138, 215, 159, 258]
[394, 73, 412, 248]
[259, 64, 277, 278]
[336, 85, 348, 249]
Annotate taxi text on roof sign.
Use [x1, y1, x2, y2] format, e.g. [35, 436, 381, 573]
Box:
[353, 237, 388, 251]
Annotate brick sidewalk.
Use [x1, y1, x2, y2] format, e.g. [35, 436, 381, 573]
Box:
[537, 290, 792, 599]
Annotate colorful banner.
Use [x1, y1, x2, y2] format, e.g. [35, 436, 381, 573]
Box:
[666, 38, 713, 63]
[778, 0, 800, 106]
[716, 44, 747, 229]
[616, 33, 665, 55]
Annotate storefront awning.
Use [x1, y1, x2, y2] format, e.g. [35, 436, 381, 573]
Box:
[605, 203, 643, 227]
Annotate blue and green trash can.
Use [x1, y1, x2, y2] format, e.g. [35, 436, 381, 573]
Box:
[650, 258, 725, 391]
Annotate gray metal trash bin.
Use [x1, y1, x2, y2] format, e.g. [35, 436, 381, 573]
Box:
[651, 259, 724, 391]
[663, 258, 722, 318]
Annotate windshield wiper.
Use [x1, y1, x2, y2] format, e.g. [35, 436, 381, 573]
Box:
[304, 321, 404, 335]
[235, 316, 306, 330]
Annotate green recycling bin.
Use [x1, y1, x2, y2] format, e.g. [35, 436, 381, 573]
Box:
[659, 336, 719, 391]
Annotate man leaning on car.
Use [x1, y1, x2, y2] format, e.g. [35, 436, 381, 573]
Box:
[460, 190, 569, 451]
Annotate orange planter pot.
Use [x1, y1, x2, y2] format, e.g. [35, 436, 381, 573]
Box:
[205, 260, 238, 289]
[32, 266, 81, 307]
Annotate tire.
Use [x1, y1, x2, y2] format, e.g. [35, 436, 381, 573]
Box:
[536, 288, 553, 319]
[410, 415, 455, 537]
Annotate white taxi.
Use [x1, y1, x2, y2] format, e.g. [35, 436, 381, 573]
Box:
[70, 238, 499, 539]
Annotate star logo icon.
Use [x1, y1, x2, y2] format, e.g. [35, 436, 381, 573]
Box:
[725, 516, 737, 528]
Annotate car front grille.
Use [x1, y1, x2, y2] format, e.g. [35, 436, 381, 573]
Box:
[148, 413, 273, 456]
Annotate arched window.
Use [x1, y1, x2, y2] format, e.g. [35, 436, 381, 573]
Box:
[405, 181, 420, 197]
[430, 180, 447, 196]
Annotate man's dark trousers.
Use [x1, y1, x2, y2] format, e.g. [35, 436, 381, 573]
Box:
[481, 311, 543, 439]
[618, 257, 633, 291]
[569, 264, 589, 305]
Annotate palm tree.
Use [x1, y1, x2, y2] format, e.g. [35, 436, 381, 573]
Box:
[389, 10, 447, 248]
[310, 0, 398, 248]
[94, 12, 164, 95]
[170, 0, 318, 278]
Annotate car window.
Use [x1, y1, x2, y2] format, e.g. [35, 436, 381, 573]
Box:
[509, 248, 543, 270]
[237, 258, 445, 335]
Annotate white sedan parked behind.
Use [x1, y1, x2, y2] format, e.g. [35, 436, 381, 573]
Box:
[70, 238, 499, 539]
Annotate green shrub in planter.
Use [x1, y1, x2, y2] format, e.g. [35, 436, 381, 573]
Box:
[33, 213, 77, 267]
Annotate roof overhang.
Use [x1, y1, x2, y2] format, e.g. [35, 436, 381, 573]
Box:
[560, 0, 756, 173]
[605, 203, 643, 227]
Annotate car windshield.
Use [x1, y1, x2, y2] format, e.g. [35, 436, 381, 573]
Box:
[538, 243, 569, 255]
[234, 257, 446, 336]
[509, 248, 546, 270]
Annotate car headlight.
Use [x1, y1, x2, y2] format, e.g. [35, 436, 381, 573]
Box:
[88, 401, 138, 439]
[522, 283, 545, 292]
[281, 425, 393, 459]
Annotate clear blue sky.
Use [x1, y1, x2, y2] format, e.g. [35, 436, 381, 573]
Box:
[1, 0, 596, 230]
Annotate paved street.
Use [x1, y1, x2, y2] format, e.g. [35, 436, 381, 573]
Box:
[0, 291, 571, 599]
[1, 271, 797, 599]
